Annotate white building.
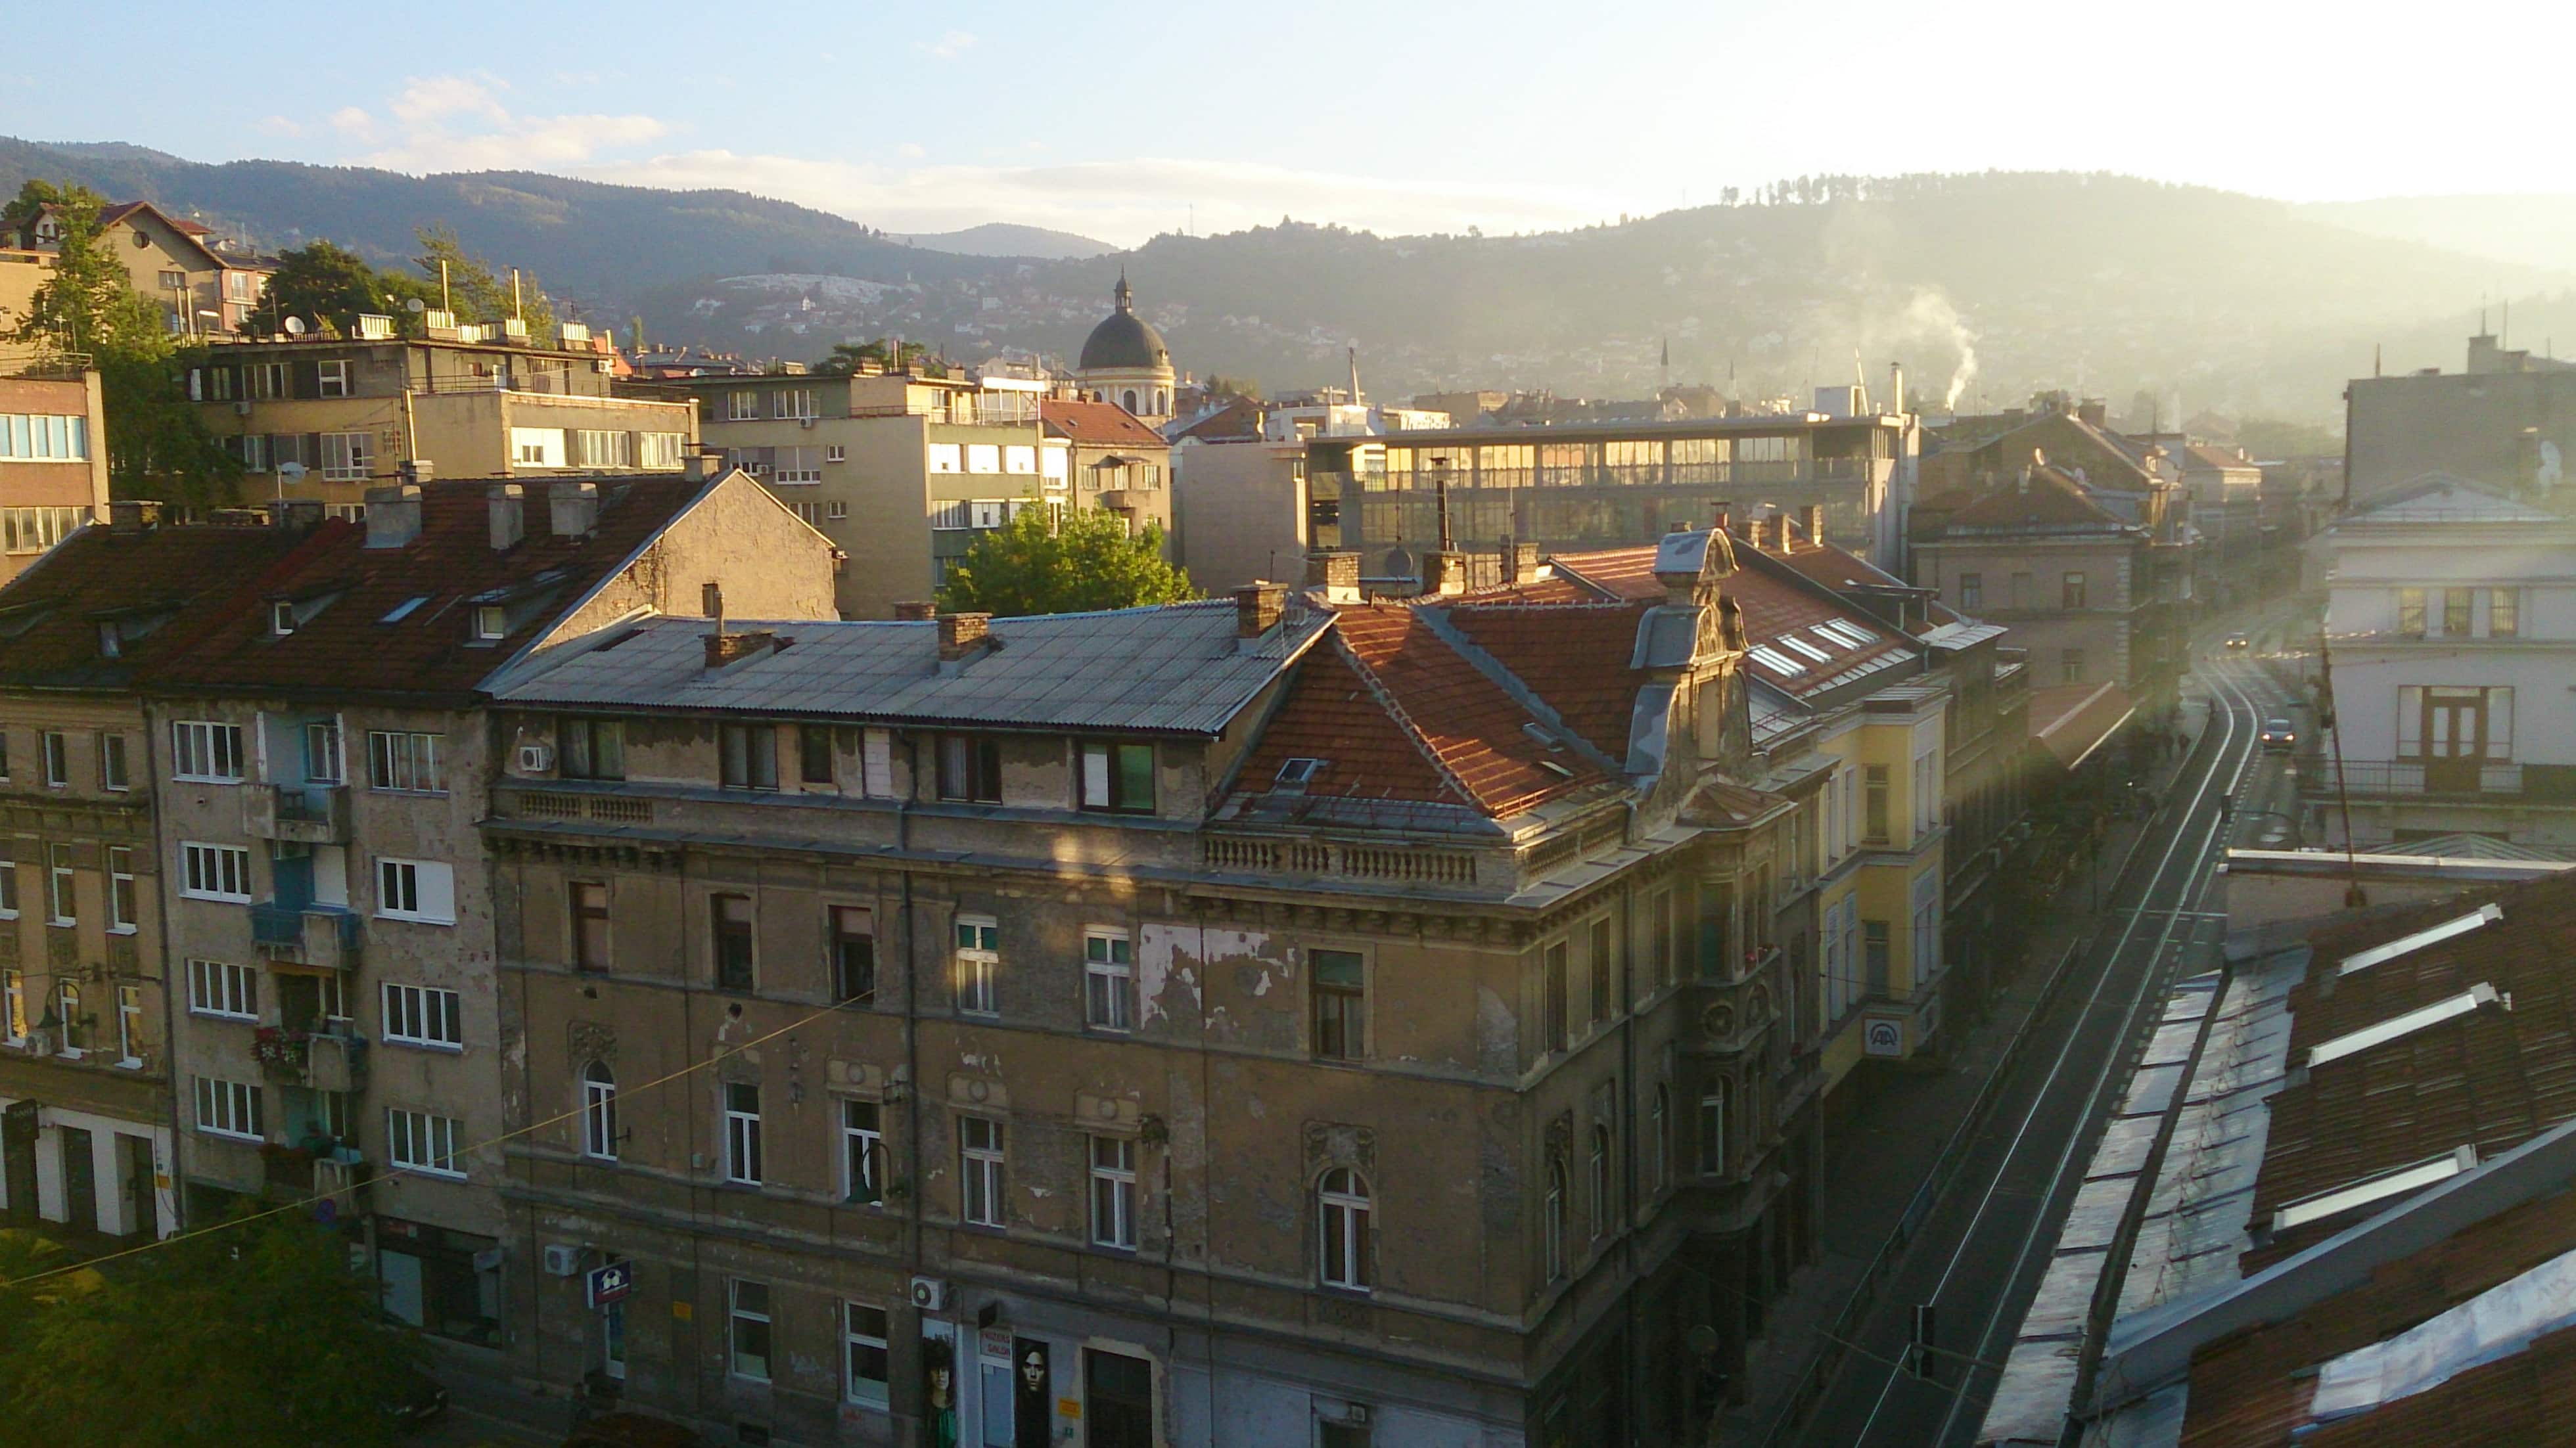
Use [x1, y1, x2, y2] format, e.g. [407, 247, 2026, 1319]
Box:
[2316, 474, 2576, 848]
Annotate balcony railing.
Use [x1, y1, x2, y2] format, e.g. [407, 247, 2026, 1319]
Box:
[242, 782, 348, 844]
[250, 903, 361, 970]
[2321, 758, 2576, 804]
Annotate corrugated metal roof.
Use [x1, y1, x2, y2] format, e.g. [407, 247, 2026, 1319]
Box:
[497, 599, 1329, 735]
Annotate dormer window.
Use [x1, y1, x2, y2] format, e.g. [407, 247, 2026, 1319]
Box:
[271, 600, 296, 637]
[1275, 757, 1327, 789]
[474, 606, 508, 641]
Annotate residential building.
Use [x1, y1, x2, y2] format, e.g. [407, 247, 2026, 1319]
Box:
[482, 534, 1813, 1445]
[632, 362, 1070, 618]
[1169, 436, 1311, 593]
[5, 200, 271, 337]
[2312, 475, 2576, 850]
[1302, 388, 1921, 582]
[0, 355, 110, 587]
[187, 323, 697, 514]
[0, 502, 313, 1242]
[2345, 326, 2576, 509]
[1039, 397, 1172, 542]
[1073, 273, 1177, 426]
[144, 468, 839, 1358]
[1921, 396, 2173, 502]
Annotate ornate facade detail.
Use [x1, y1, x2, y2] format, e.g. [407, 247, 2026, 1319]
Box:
[1302, 1120, 1376, 1177]
[568, 1020, 616, 1062]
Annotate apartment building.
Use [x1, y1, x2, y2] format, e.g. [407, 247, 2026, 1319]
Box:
[1302, 388, 1920, 582]
[187, 322, 697, 514]
[478, 530, 1813, 1446]
[0, 356, 110, 587]
[1038, 397, 1172, 542]
[2346, 327, 2576, 509]
[143, 470, 837, 1358]
[5, 199, 271, 337]
[632, 363, 1073, 618]
[1168, 435, 1310, 593]
[0, 503, 315, 1242]
[2314, 476, 2576, 849]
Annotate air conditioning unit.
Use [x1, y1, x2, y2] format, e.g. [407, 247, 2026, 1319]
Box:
[233, 399, 252, 416]
[909, 1276, 948, 1312]
[541, 1243, 584, 1277]
[594, 359, 615, 374]
[517, 743, 555, 774]
[798, 417, 816, 429]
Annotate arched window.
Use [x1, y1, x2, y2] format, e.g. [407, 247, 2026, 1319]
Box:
[1650, 1086, 1670, 1194]
[1122, 388, 1139, 414]
[582, 1060, 618, 1160]
[55, 980, 81, 1054]
[1544, 1156, 1568, 1280]
[1318, 1168, 1371, 1290]
[1699, 1082, 1728, 1176]
[1589, 1124, 1614, 1238]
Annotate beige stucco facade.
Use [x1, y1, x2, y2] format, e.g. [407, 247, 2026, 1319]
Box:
[0, 368, 111, 587]
[1170, 436, 1310, 593]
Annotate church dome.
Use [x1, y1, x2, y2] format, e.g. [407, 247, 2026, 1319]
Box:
[1079, 273, 1170, 373]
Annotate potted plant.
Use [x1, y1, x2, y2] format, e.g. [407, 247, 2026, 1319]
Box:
[252, 1026, 311, 1077]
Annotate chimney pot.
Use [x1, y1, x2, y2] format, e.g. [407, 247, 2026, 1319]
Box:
[1302, 551, 1360, 604]
[488, 484, 525, 551]
[1504, 537, 1541, 583]
[1423, 551, 1468, 597]
[397, 459, 434, 486]
[363, 484, 424, 549]
[1235, 583, 1287, 641]
[684, 449, 724, 484]
[938, 612, 991, 662]
[894, 600, 938, 622]
[108, 501, 162, 535]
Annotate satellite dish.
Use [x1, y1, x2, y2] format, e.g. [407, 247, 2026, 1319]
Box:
[277, 462, 308, 480]
[405, 298, 426, 313]
[282, 316, 307, 336]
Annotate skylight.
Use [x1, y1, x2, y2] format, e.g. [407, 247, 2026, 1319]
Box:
[1781, 636, 1833, 663]
[2271, 1145, 2477, 1233]
[2309, 1238, 2576, 1423]
[1748, 646, 1801, 675]
[1824, 620, 1879, 646]
[1806, 625, 1851, 651]
[1275, 757, 1326, 787]
[2307, 983, 2499, 1068]
[2337, 903, 2504, 976]
[380, 596, 430, 624]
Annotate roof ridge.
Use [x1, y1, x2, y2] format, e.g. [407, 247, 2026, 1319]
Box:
[1320, 619, 1477, 811]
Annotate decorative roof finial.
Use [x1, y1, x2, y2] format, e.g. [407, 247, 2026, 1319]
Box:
[1115, 268, 1132, 313]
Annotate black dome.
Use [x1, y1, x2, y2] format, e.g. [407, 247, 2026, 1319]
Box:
[1079, 275, 1170, 372]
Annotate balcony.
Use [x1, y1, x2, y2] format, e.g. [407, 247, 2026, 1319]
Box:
[255, 1027, 367, 1093]
[242, 782, 348, 844]
[251, 903, 361, 970]
[2322, 759, 2576, 805]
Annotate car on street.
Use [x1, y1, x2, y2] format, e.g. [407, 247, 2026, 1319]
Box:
[2259, 718, 2297, 751]
[2224, 632, 2250, 652]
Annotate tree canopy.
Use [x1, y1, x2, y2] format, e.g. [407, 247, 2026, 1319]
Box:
[262, 239, 434, 337]
[415, 223, 556, 336]
[816, 337, 942, 376]
[937, 503, 1195, 617]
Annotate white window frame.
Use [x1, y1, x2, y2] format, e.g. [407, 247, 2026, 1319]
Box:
[955, 916, 999, 1016]
[1090, 1135, 1138, 1250]
[386, 1108, 464, 1178]
[724, 1081, 763, 1185]
[1, 968, 22, 1045]
[100, 731, 129, 792]
[729, 1280, 772, 1382]
[116, 983, 143, 1067]
[317, 359, 350, 398]
[47, 843, 74, 925]
[107, 846, 137, 934]
[1084, 928, 1134, 1031]
[380, 982, 463, 1050]
[960, 1116, 1005, 1227]
[1318, 1167, 1371, 1291]
[41, 730, 68, 788]
[195, 1076, 264, 1141]
[171, 720, 244, 782]
[367, 731, 446, 794]
[582, 1060, 618, 1160]
[844, 1301, 890, 1409]
[319, 430, 371, 482]
[53, 980, 84, 1056]
[0, 856, 14, 919]
[188, 958, 258, 1020]
[375, 857, 455, 924]
[179, 841, 252, 903]
[726, 391, 760, 422]
[842, 1097, 885, 1204]
[825, 443, 847, 464]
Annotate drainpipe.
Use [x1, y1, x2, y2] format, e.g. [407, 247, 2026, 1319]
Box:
[143, 698, 182, 1237]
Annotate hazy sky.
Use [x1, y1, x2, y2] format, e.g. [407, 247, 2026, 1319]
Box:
[16, 0, 2576, 246]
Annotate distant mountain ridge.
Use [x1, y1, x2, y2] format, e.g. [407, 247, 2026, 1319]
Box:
[889, 223, 1112, 260]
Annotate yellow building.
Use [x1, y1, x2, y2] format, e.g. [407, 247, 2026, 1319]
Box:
[6, 200, 270, 337]
[0, 359, 110, 587]
[1807, 683, 1948, 1091]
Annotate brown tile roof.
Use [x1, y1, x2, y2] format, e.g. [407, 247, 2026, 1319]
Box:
[1546, 538, 1916, 698]
[0, 521, 325, 691]
[1443, 602, 1650, 759]
[1333, 605, 1606, 815]
[2248, 873, 2576, 1267]
[1232, 645, 1458, 805]
[1041, 398, 1168, 449]
[146, 475, 722, 704]
[1921, 466, 2128, 532]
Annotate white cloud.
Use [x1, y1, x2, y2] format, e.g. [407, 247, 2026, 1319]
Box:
[388, 74, 509, 125]
[319, 73, 668, 174]
[256, 115, 305, 139]
[920, 30, 977, 60]
[328, 106, 377, 141]
[897, 142, 927, 160]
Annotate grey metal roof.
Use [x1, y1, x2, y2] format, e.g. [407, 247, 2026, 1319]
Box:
[496, 599, 1330, 736]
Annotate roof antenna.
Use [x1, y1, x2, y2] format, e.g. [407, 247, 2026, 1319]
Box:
[2316, 623, 2367, 909]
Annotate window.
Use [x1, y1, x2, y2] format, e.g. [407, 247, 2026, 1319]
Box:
[1091, 1135, 1138, 1249]
[188, 959, 257, 1019]
[727, 391, 760, 422]
[574, 430, 633, 468]
[1318, 1167, 1371, 1290]
[317, 360, 350, 398]
[771, 388, 817, 420]
[1544, 941, 1569, 1052]
[1543, 1157, 1567, 1280]
[1078, 740, 1156, 813]
[0, 732, 9, 781]
[772, 446, 821, 484]
[55, 980, 83, 1055]
[41, 731, 68, 787]
[1699, 1085, 1727, 1174]
[382, 983, 463, 1049]
[573, 883, 611, 972]
[509, 427, 566, 467]
[196, 1077, 264, 1141]
[2492, 589, 2520, 638]
[1864, 920, 1891, 995]
[937, 735, 1002, 803]
[387, 1109, 463, 1177]
[319, 430, 371, 482]
[1864, 764, 1891, 844]
[0, 414, 90, 461]
[1914, 749, 1940, 834]
[116, 984, 143, 1066]
[47, 843, 74, 925]
[729, 1281, 772, 1382]
[250, 361, 287, 399]
[2061, 572, 2087, 610]
[1, 970, 21, 1045]
[303, 719, 342, 782]
[0, 506, 88, 554]
[2397, 587, 2427, 637]
[472, 606, 507, 641]
[2059, 648, 2085, 685]
[844, 1303, 890, 1409]
[376, 857, 456, 924]
[959, 1116, 1005, 1227]
[799, 725, 835, 786]
[561, 717, 625, 780]
[827, 501, 848, 521]
[724, 1082, 763, 1185]
[720, 723, 777, 790]
[108, 847, 136, 934]
[842, 1099, 885, 1204]
[831, 905, 875, 1003]
[1588, 917, 1614, 1025]
[1590, 1123, 1613, 1238]
[271, 600, 298, 637]
[825, 443, 848, 464]
[180, 842, 252, 903]
[1959, 573, 1982, 611]
[928, 442, 963, 474]
[640, 432, 685, 468]
[1311, 949, 1364, 1060]
[582, 1061, 618, 1160]
[712, 894, 756, 992]
[2444, 587, 2473, 637]
[967, 443, 1001, 474]
[1084, 930, 1134, 1030]
[99, 732, 128, 792]
[954, 917, 999, 1014]
[172, 720, 244, 781]
[367, 731, 445, 792]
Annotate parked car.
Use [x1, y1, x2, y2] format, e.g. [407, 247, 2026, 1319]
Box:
[2224, 632, 2251, 652]
[564, 1412, 706, 1448]
[2260, 718, 2297, 751]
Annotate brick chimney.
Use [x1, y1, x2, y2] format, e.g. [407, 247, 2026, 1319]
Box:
[488, 484, 524, 551]
[1803, 504, 1826, 549]
[1302, 551, 1360, 604]
[705, 629, 777, 669]
[1235, 583, 1285, 642]
[549, 480, 599, 539]
[938, 612, 990, 662]
[894, 600, 937, 622]
[108, 501, 161, 535]
[1503, 537, 1541, 583]
[364, 484, 423, 549]
[1423, 551, 1468, 597]
[2077, 397, 2107, 428]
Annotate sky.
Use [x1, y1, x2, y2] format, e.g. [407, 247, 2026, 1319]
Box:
[13, 0, 2576, 248]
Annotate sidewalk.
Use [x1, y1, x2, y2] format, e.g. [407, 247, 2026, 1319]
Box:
[1716, 722, 2205, 1447]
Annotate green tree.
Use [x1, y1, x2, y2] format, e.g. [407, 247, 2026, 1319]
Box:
[413, 224, 555, 335]
[4, 180, 241, 507]
[1201, 373, 1263, 402]
[0, 1215, 420, 1447]
[263, 240, 434, 337]
[816, 337, 939, 376]
[938, 503, 1195, 616]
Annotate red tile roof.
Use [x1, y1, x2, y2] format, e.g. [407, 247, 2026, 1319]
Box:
[1041, 399, 1168, 449]
[1333, 605, 1605, 815]
[1546, 537, 1916, 699]
[147, 475, 723, 704]
[0, 521, 325, 690]
[1443, 602, 1649, 759]
[1920, 466, 2128, 532]
[1232, 645, 1458, 805]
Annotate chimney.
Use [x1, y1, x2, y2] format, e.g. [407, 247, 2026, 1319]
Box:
[894, 600, 938, 622]
[108, 501, 162, 535]
[268, 498, 324, 533]
[938, 612, 991, 662]
[1768, 512, 1791, 553]
[549, 480, 599, 539]
[704, 629, 777, 669]
[1302, 551, 1360, 604]
[1235, 583, 1286, 643]
[684, 448, 724, 484]
[1711, 507, 1731, 537]
[364, 484, 423, 549]
[488, 484, 525, 551]
[2077, 397, 2107, 428]
[1422, 551, 1468, 597]
[397, 459, 434, 486]
[1803, 504, 1826, 549]
[1503, 537, 1541, 583]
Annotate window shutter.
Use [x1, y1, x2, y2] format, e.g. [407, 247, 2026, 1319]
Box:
[862, 729, 893, 799]
[304, 434, 323, 469]
[188, 368, 204, 401]
[416, 861, 456, 923]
